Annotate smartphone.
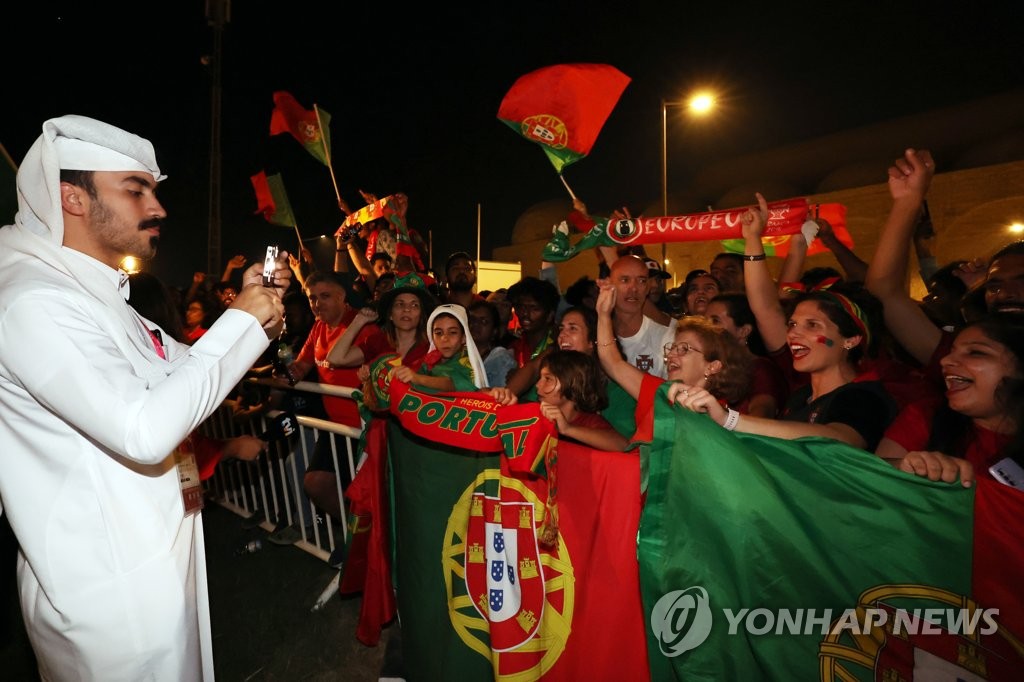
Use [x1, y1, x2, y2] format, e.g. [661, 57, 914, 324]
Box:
[262, 245, 279, 287]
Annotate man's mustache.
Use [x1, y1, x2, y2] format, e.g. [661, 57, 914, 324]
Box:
[139, 217, 164, 230]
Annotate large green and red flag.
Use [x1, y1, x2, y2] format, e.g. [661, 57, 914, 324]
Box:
[639, 384, 1024, 681]
[543, 198, 813, 262]
[383, 379, 649, 680]
[250, 171, 296, 228]
[497, 63, 630, 174]
[269, 91, 332, 166]
[719, 202, 855, 259]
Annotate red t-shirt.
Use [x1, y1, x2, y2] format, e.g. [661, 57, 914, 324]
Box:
[297, 308, 366, 428]
[356, 326, 430, 368]
[731, 356, 790, 418]
[883, 396, 1011, 481]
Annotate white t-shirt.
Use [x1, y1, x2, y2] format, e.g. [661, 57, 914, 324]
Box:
[617, 315, 676, 378]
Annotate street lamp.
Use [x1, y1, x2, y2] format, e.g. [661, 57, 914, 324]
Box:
[660, 91, 717, 264]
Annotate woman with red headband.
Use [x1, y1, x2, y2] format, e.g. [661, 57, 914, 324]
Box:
[672, 194, 899, 451]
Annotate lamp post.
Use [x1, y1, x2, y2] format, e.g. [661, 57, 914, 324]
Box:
[660, 92, 716, 264]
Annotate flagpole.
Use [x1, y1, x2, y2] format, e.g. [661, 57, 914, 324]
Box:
[558, 174, 578, 202]
[313, 104, 343, 207]
[293, 223, 304, 255]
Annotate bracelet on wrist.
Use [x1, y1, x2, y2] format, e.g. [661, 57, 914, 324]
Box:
[722, 408, 740, 431]
[743, 253, 767, 262]
[597, 339, 616, 347]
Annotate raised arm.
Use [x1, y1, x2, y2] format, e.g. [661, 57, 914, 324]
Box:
[864, 148, 940, 365]
[817, 218, 869, 283]
[325, 306, 377, 367]
[741, 193, 789, 353]
[594, 284, 645, 399]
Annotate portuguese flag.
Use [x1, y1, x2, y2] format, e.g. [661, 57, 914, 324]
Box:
[497, 63, 630, 174]
[718, 202, 854, 259]
[386, 384, 649, 680]
[250, 171, 297, 228]
[639, 384, 1024, 681]
[269, 90, 332, 166]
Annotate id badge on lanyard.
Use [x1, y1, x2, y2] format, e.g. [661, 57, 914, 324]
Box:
[174, 439, 204, 516]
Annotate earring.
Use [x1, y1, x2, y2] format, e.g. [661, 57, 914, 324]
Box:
[842, 343, 853, 350]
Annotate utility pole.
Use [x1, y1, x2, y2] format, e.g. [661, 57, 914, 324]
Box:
[205, 0, 230, 275]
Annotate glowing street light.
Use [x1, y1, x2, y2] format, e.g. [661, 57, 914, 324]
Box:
[661, 90, 718, 263]
[1009, 222, 1024, 235]
[661, 90, 718, 216]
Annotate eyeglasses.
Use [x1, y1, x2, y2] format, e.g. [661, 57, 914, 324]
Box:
[663, 342, 704, 357]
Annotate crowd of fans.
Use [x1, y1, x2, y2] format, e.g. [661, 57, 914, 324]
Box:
[168, 147, 1023, 552]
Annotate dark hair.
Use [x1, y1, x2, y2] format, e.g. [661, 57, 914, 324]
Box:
[927, 314, 1024, 464]
[508, 276, 560, 314]
[795, 283, 884, 364]
[684, 270, 720, 291]
[800, 267, 844, 288]
[468, 300, 501, 344]
[709, 292, 767, 356]
[445, 251, 475, 275]
[712, 253, 743, 266]
[565, 276, 598, 308]
[990, 240, 1024, 262]
[304, 270, 350, 294]
[557, 305, 598, 344]
[371, 252, 393, 264]
[128, 272, 185, 343]
[540, 349, 608, 414]
[213, 281, 237, 294]
[58, 169, 97, 198]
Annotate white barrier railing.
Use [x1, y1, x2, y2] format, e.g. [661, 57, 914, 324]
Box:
[200, 378, 362, 567]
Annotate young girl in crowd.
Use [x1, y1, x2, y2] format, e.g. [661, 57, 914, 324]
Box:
[392, 304, 488, 392]
[535, 350, 629, 452]
[876, 314, 1024, 486]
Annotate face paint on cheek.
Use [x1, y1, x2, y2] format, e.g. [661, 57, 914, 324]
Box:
[816, 336, 835, 347]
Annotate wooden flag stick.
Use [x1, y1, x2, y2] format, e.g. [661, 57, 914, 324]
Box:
[313, 104, 343, 207]
[558, 174, 578, 202]
[293, 223, 304, 254]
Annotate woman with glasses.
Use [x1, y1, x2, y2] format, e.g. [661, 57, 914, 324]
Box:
[595, 284, 753, 441]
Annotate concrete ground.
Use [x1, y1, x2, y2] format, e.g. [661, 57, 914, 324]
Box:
[0, 504, 396, 681]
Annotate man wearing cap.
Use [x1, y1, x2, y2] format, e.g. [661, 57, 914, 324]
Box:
[444, 251, 483, 309]
[642, 257, 677, 322]
[0, 115, 289, 680]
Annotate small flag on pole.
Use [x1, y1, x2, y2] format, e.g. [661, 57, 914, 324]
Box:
[250, 171, 297, 228]
[269, 91, 332, 166]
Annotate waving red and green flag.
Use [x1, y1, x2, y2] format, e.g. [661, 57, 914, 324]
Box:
[498, 63, 630, 174]
[250, 170, 296, 228]
[269, 90, 332, 166]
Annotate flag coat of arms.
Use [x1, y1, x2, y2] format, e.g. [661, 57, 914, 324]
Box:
[497, 63, 630, 173]
[639, 383, 1024, 681]
[269, 90, 332, 166]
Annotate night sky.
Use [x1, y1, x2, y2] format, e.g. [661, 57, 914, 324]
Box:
[3, 2, 1021, 288]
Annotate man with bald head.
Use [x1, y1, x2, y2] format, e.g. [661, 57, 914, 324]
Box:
[0, 115, 290, 680]
[607, 254, 676, 377]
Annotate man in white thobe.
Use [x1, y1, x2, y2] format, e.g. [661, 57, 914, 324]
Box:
[0, 115, 289, 680]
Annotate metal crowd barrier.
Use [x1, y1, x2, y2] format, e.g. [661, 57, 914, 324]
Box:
[199, 378, 361, 575]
